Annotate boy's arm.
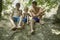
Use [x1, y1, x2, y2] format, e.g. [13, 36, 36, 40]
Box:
[9, 10, 16, 26]
[27, 13, 29, 24]
[36, 8, 45, 16]
[18, 10, 22, 26]
[27, 15, 29, 24]
[10, 13, 13, 18]
[20, 10, 22, 15]
[22, 12, 25, 18]
[10, 10, 14, 18]
[29, 10, 36, 17]
[19, 10, 22, 16]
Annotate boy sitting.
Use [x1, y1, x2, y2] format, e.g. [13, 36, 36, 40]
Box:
[22, 7, 29, 29]
[29, 1, 45, 34]
[9, 3, 22, 30]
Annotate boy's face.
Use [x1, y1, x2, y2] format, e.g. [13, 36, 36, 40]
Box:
[16, 4, 20, 9]
[32, 4, 37, 8]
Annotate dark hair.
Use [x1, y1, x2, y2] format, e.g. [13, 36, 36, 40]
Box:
[16, 3, 20, 6]
[32, 1, 37, 5]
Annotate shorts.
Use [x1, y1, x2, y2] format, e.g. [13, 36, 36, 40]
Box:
[13, 17, 20, 22]
[22, 17, 27, 23]
[33, 17, 40, 22]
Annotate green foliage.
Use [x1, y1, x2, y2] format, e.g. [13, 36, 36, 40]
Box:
[27, 0, 32, 6]
[0, 0, 2, 18]
[2, 0, 60, 12]
[0, 0, 2, 12]
[27, 0, 59, 12]
[2, 0, 12, 10]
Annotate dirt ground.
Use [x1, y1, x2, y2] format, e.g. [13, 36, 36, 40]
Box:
[0, 19, 60, 40]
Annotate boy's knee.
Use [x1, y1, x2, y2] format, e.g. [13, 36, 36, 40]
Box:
[29, 17, 33, 20]
[29, 17, 35, 22]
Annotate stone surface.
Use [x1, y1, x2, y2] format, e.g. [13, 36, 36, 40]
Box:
[0, 19, 60, 40]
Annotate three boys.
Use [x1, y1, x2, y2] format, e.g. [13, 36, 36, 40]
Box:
[10, 1, 45, 34]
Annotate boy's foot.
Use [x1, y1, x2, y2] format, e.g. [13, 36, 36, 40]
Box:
[17, 26, 23, 30]
[30, 30, 35, 35]
[21, 25, 25, 29]
[11, 27, 17, 31]
[40, 21, 45, 25]
[21, 27, 25, 29]
[17, 26, 25, 30]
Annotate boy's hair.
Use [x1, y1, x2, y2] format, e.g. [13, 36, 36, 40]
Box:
[32, 1, 37, 5]
[24, 7, 28, 11]
[16, 3, 20, 6]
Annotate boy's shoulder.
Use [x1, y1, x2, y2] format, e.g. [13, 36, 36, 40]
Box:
[37, 6, 44, 11]
[29, 7, 34, 12]
[29, 6, 42, 11]
[19, 9, 22, 11]
[37, 6, 42, 9]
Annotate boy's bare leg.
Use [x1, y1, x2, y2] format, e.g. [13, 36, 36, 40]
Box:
[9, 18, 17, 30]
[22, 22, 25, 29]
[27, 16, 29, 24]
[9, 18, 16, 27]
[17, 16, 26, 30]
[30, 17, 35, 33]
[39, 16, 45, 24]
[18, 16, 23, 28]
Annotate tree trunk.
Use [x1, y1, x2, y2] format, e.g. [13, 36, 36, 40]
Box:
[0, 0, 2, 18]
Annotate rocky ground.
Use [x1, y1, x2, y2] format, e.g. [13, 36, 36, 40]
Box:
[0, 18, 60, 40]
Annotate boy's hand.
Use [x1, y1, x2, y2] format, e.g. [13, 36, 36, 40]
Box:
[33, 14, 36, 17]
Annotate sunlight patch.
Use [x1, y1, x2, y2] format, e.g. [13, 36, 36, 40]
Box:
[51, 29, 60, 35]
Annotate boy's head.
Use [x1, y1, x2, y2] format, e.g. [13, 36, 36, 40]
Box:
[24, 7, 28, 12]
[16, 3, 20, 9]
[32, 1, 37, 7]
